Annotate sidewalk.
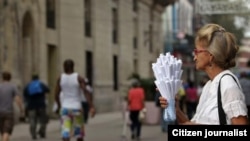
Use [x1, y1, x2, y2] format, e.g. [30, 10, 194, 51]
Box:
[11, 112, 122, 139]
[10, 111, 168, 141]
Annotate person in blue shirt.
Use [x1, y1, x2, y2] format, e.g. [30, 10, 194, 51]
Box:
[23, 74, 50, 140]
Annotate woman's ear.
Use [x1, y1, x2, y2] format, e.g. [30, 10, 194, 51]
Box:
[208, 54, 214, 67]
[209, 53, 214, 62]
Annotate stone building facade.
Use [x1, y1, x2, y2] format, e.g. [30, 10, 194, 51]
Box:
[0, 0, 172, 114]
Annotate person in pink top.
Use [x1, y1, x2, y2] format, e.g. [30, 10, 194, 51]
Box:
[185, 80, 198, 119]
[127, 80, 145, 141]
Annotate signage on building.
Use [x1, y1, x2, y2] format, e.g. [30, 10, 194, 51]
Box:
[196, 0, 250, 15]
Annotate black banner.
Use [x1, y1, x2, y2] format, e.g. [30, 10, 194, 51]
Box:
[168, 125, 250, 141]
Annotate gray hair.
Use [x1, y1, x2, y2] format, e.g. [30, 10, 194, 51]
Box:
[195, 23, 239, 69]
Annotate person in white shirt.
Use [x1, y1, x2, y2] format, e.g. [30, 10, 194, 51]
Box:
[54, 59, 95, 141]
[80, 78, 93, 124]
[159, 23, 248, 125]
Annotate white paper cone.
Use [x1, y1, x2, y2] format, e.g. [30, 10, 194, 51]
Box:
[152, 52, 183, 123]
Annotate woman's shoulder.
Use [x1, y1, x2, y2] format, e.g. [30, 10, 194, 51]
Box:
[220, 73, 239, 87]
[212, 70, 238, 85]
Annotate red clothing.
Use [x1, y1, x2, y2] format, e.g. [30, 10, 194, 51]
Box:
[128, 87, 145, 111]
[186, 87, 198, 102]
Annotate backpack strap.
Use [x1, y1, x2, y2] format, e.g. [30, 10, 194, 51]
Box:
[217, 73, 239, 125]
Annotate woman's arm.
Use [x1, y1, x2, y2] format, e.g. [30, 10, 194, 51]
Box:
[176, 107, 190, 124]
[231, 116, 249, 125]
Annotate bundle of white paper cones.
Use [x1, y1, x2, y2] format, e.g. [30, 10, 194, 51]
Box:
[152, 52, 183, 121]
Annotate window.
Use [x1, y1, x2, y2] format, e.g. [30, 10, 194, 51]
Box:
[3, 0, 7, 6]
[133, 0, 138, 12]
[112, 8, 118, 44]
[149, 24, 153, 53]
[133, 37, 137, 49]
[84, 0, 92, 37]
[133, 18, 138, 49]
[113, 55, 119, 90]
[133, 59, 138, 74]
[46, 0, 56, 29]
[85, 51, 93, 86]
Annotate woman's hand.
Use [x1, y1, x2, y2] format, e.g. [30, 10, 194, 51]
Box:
[158, 96, 179, 109]
[159, 96, 168, 108]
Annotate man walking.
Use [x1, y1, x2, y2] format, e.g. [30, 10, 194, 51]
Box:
[55, 59, 95, 141]
[239, 71, 250, 123]
[0, 71, 24, 141]
[80, 78, 93, 124]
[23, 74, 50, 140]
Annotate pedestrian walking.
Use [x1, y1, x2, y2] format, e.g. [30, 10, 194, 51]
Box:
[239, 71, 250, 123]
[0, 71, 24, 141]
[127, 80, 145, 141]
[185, 80, 198, 119]
[23, 74, 50, 140]
[80, 78, 93, 124]
[54, 59, 95, 141]
[159, 23, 248, 125]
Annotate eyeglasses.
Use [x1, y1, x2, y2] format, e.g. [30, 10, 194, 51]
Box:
[193, 49, 208, 55]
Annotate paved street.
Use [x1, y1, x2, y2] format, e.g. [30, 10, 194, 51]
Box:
[10, 112, 168, 141]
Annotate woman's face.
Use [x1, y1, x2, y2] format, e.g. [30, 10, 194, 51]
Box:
[193, 43, 212, 71]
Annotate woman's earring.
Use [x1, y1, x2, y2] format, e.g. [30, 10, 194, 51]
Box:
[209, 62, 212, 67]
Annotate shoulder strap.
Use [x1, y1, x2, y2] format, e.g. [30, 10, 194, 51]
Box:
[218, 73, 239, 125]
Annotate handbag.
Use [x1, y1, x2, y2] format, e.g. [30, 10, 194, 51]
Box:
[139, 108, 147, 122]
[217, 73, 239, 125]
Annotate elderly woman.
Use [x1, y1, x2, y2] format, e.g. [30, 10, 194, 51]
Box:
[159, 23, 248, 125]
